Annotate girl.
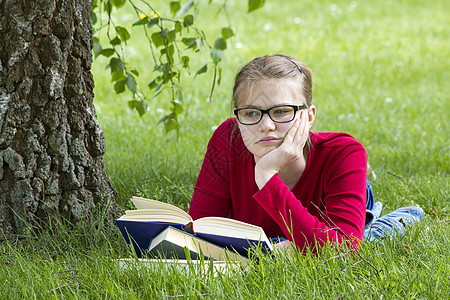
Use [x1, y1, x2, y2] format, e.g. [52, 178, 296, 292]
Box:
[188, 54, 368, 251]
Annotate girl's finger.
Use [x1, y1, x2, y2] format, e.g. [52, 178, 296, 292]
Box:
[300, 110, 309, 136]
[292, 110, 307, 142]
[287, 118, 300, 140]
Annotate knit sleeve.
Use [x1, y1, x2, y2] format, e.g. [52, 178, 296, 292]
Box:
[188, 121, 233, 220]
[253, 141, 367, 251]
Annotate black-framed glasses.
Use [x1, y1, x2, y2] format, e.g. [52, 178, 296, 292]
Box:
[234, 104, 308, 125]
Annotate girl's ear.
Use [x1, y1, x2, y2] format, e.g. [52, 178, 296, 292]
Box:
[307, 105, 316, 129]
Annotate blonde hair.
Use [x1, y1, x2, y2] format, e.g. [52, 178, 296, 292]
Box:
[232, 54, 313, 108]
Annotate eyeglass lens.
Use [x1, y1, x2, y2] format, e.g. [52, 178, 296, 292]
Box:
[238, 106, 295, 124]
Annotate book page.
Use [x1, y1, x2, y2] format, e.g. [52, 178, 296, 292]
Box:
[193, 217, 266, 240]
[131, 197, 192, 221]
[119, 209, 191, 224]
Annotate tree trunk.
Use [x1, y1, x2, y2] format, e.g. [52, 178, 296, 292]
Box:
[0, 0, 116, 234]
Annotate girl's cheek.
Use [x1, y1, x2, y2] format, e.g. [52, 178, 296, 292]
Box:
[239, 124, 258, 143]
[281, 122, 295, 135]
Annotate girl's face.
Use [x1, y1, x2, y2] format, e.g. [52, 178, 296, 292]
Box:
[237, 79, 315, 161]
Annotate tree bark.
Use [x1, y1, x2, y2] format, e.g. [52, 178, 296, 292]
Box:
[0, 0, 116, 234]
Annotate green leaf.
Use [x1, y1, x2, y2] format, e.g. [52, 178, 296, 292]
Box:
[131, 69, 140, 76]
[98, 48, 116, 57]
[183, 15, 194, 26]
[176, 90, 183, 102]
[110, 36, 121, 45]
[116, 26, 131, 42]
[160, 29, 168, 39]
[214, 37, 227, 50]
[248, 0, 265, 13]
[195, 64, 208, 78]
[195, 38, 204, 49]
[160, 63, 174, 82]
[165, 119, 178, 133]
[126, 74, 137, 94]
[112, 0, 127, 9]
[111, 69, 124, 81]
[151, 31, 164, 48]
[147, 17, 159, 29]
[217, 67, 222, 85]
[104, 1, 112, 16]
[90, 11, 97, 25]
[110, 57, 125, 72]
[170, 2, 181, 17]
[93, 42, 102, 57]
[148, 77, 161, 89]
[175, 21, 182, 32]
[167, 30, 176, 43]
[136, 100, 148, 116]
[182, 37, 197, 49]
[154, 81, 164, 93]
[129, 100, 147, 116]
[158, 113, 179, 133]
[176, 0, 194, 17]
[161, 44, 175, 63]
[114, 79, 126, 94]
[158, 115, 169, 125]
[181, 56, 190, 68]
[99, 48, 115, 57]
[221, 27, 234, 40]
[172, 102, 184, 115]
[211, 49, 223, 65]
[133, 17, 149, 26]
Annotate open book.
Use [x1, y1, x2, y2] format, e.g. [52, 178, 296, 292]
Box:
[115, 196, 273, 258]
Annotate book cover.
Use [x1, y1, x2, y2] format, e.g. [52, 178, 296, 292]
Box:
[195, 231, 272, 257]
[115, 219, 184, 257]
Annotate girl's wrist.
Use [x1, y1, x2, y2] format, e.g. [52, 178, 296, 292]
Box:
[255, 167, 279, 189]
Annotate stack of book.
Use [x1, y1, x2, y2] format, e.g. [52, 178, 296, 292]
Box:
[115, 197, 273, 264]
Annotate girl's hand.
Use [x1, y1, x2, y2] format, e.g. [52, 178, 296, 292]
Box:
[254, 110, 309, 189]
[273, 240, 295, 253]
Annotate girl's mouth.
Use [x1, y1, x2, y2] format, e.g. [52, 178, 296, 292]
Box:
[256, 136, 280, 144]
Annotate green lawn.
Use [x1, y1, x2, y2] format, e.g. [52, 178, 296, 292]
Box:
[1, 0, 448, 298]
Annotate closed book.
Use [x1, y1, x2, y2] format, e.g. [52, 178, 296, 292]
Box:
[148, 226, 249, 263]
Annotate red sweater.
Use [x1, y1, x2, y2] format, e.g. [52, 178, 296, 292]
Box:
[189, 118, 367, 251]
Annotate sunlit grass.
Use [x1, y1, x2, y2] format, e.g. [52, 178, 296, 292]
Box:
[1, 0, 448, 298]
[93, 0, 448, 200]
[1, 217, 448, 298]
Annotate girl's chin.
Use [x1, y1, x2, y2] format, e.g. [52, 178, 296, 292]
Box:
[251, 145, 278, 159]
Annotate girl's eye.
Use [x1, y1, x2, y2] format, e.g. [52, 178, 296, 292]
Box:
[273, 109, 291, 116]
[245, 110, 259, 117]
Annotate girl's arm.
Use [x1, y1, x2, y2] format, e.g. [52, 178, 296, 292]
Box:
[253, 142, 367, 251]
[188, 122, 233, 219]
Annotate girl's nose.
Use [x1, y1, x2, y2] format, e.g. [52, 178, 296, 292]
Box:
[258, 113, 276, 132]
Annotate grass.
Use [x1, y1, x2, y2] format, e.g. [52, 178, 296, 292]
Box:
[1, 0, 449, 298]
[1, 219, 448, 298]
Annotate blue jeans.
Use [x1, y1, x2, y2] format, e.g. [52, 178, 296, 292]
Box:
[363, 179, 425, 241]
[365, 179, 380, 226]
